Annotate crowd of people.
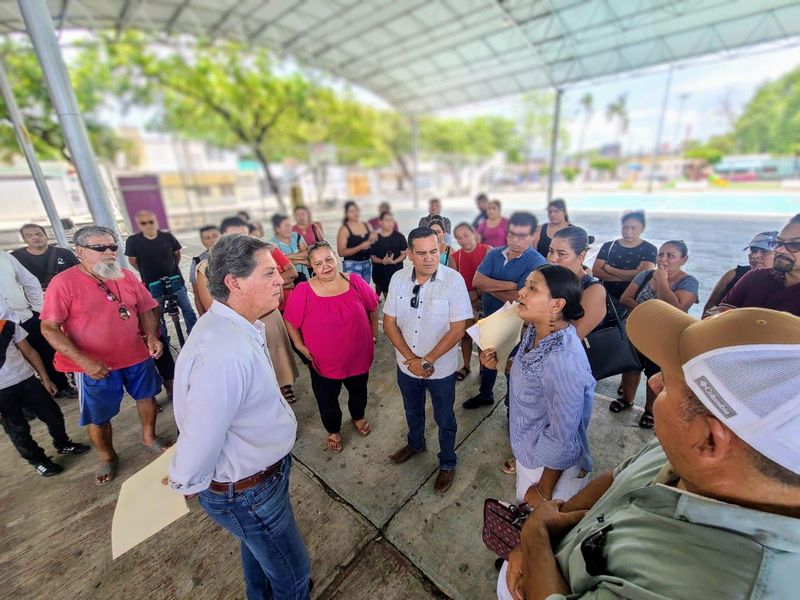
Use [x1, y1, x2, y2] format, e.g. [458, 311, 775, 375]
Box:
[0, 194, 798, 600]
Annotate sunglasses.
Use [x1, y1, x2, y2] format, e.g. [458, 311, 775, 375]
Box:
[139, 220, 155, 225]
[410, 283, 421, 309]
[748, 246, 771, 254]
[772, 239, 800, 253]
[79, 243, 119, 253]
[96, 281, 131, 320]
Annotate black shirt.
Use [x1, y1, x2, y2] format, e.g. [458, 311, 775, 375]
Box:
[11, 245, 79, 289]
[596, 239, 658, 300]
[124, 231, 183, 286]
[370, 230, 408, 290]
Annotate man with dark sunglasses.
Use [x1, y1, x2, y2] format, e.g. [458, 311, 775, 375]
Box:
[40, 225, 172, 486]
[383, 227, 472, 494]
[720, 214, 800, 317]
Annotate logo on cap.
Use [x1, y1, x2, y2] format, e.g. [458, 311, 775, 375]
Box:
[694, 376, 737, 418]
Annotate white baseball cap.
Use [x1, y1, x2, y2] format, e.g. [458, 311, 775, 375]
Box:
[627, 301, 800, 474]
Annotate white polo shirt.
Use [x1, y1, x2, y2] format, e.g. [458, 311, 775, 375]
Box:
[384, 264, 472, 379]
[0, 305, 35, 390]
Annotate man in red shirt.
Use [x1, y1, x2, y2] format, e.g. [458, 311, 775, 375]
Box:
[721, 214, 800, 317]
[41, 225, 171, 486]
[451, 223, 491, 381]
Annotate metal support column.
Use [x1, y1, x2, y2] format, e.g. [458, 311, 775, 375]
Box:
[18, 0, 124, 248]
[411, 115, 419, 209]
[546, 88, 563, 203]
[0, 57, 69, 248]
[648, 66, 673, 193]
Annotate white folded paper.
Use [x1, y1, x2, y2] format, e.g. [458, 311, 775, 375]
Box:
[111, 446, 189, 559]
[468, 301, 524, 371]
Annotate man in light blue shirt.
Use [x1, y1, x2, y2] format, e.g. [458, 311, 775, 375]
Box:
[169, 234, 310, 600]
[384, 227, 472, 495]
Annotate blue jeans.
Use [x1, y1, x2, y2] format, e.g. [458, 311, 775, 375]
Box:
[342, 259, 372, 284]
[198, 456, 311, 600]
[479, 341, 519, 403]
[397, 368, 457, 470]
[157, 284, 198, 343]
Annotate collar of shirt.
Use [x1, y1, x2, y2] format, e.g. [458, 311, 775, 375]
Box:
[410, 267, 438, 283]
[500, 246, 532, 266]
[208, 300, 266, 344]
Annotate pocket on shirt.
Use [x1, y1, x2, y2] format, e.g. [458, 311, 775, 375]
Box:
[428, 297, 450, 320]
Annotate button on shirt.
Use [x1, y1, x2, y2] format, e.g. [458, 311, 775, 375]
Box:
[383, 265, 472, 379]
[0, 251, 43, 323]
[477, 246, 546, 317]
[169, 301, 298, 495]
[548, 440, 800, 599]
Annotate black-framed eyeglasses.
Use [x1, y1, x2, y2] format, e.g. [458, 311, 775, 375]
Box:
[749, 246, 771, 254]
[79, 243, 119, 253]
[138, 220, 155, 225]
[410, 284, 421, 309]
[772, 239, 800, 253]
[96, 281, 131, 320]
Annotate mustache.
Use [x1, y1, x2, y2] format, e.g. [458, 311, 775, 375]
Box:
[92, 260, 124, 280]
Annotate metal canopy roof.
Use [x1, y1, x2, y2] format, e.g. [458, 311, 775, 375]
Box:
[1, 0, 800, 112]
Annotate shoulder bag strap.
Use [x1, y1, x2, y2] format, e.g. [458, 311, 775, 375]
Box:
[44, 247, 59, 286]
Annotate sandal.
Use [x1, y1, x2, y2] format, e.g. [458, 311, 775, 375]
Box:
[352, 419, 372, 437]
[327, 434, 343, 454]
[95, 459, 118, 486]
[455, 367, 471, 381]
[501, 458, 516, 475]
[609, 399, 633, 413]
[639, 412, 655, 429]
[141, 437, 174, 454]
[280, 385, 297, 404]
[617, 384, 624, 398]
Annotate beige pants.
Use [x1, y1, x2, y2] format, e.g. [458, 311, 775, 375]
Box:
[261, 310, 298, 388]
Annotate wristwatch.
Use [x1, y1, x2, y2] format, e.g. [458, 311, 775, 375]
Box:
[421, 357, 434, 371]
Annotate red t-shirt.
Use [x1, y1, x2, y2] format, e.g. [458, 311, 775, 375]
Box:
[452, 244, 491, 291]
[40, 266, 158, 372]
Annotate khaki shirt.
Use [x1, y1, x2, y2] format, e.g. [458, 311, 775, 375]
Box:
[549, 440, 800, 599]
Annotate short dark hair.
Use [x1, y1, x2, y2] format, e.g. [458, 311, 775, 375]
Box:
[343, 200, 358, 224]
[407, 226, 438, 250]
[622, 210, 646, 227]
[535, 264, 585, 321]
[236, 210, 251, 221]
[199, 225, 219, 236]
[206, 234, 270, 302]
[680, 395, 800, 488]
[553, 226, 593, 255]
[453, 222, 475, 236]
[662, 240, 689, 257]
[220, 216, 248, 233]
[508, 211, 538, 235]
[20, 223, 46, 237]
[271, 213, 289, 231]
[475, 192, 489, 204]
[428, 215, 446, 231]
[548, 198, 569, 222]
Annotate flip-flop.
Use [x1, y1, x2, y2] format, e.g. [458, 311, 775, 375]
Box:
[94, 459, 118, 486]
[327, 435, 343, 453]
[455, 367, 471, 381]
[501, 458, 516, 475]
[609, 399, 633, 413]
[141, 437, 174, 454]
[280, 385, 297, 404]
[639, 413, 655, 429]
[352, 419, 372, 437]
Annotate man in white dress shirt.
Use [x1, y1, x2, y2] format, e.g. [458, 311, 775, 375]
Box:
[384, 227, 472, 494]
[168, 234, 310, 600]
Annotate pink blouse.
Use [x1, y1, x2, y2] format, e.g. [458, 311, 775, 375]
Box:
[477, 217, 509, 247]
[283, 274, 379, 379]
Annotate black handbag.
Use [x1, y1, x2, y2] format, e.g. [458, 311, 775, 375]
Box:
[582, 294, 641, 381]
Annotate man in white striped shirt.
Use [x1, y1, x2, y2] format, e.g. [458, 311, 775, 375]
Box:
[169, 234, 310, 600]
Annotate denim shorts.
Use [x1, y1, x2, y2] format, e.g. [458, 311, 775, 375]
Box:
[343, 259, 372, 284]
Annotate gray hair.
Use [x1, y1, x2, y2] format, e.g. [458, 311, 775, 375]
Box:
[74, 225, 117, 247]
[206, 234, 271, 302]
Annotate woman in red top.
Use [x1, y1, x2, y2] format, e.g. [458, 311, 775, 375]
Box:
[292, 205, 324, 246]
[451, 223, 490, 381]
[475, 199, 509, 248]
[284, 241, 379, 454]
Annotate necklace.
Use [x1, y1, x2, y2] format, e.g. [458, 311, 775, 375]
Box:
[80, 265, 131, 320]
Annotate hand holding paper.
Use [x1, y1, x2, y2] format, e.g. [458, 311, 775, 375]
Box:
[468, 302, 524, 371]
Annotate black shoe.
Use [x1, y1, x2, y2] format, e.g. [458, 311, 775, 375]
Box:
[462, 394, 494, 409]
[55, 388, 78, 399]
[56, 442, 90, 455]
[22, 408, 36, 421]
[33, 459, 63, 477]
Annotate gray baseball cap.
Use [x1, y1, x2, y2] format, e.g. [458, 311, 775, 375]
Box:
[743, 231, 778, 251]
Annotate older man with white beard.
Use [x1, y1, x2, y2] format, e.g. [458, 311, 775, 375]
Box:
[41, 225, 171, 486]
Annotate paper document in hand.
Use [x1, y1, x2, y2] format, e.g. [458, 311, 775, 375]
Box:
[111, 446, 189, 559]
[475, 302, 524, 371]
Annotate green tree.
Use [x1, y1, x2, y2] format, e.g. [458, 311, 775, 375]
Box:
[732, 65, 800, 154]
[519, 91, 569, 177]
[106, 34, 312, 212]
[606, 94, 629, 155]
[0, 39, 132, 164]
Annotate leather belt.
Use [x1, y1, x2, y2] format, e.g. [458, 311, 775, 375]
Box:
[208, 461, 281, 494]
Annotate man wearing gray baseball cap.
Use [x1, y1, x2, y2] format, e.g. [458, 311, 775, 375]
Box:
[498, 300, 800, 600]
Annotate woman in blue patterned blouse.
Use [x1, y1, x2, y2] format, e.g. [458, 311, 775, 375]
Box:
[480, 264, 596, 507]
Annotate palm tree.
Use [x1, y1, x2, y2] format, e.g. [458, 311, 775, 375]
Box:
[576, 92, 593, 167]
[606, 94, 629, 157]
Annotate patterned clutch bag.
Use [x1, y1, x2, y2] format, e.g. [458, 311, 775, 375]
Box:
[482, 498, 531, 560]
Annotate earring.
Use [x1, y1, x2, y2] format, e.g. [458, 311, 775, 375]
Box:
[549, 312, 556, 333]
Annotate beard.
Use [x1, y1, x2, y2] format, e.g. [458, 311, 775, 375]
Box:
[92, 260, 124, 280]
[773, 254, 796, 273]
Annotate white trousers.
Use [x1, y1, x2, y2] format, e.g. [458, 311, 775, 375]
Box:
[515, 462, 589, 505]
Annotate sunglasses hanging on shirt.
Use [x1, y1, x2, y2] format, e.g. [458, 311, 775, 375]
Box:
[96, 280, 131, 320]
